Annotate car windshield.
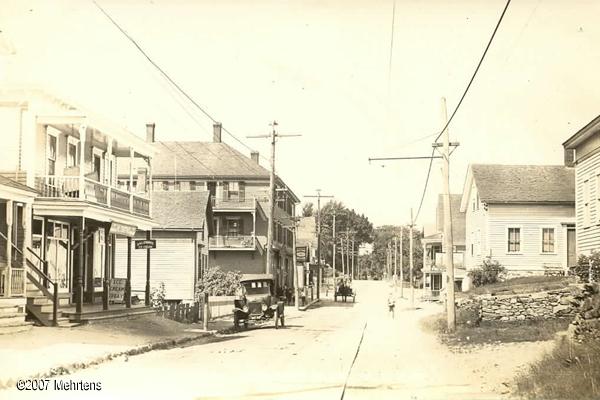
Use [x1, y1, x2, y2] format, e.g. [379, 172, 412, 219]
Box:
[243, 281, 271, 295]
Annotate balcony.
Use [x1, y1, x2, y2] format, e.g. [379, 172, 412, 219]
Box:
[211, 197, 255, 211]
[34, 175, 150, 217]
[209, 235, 255, 250]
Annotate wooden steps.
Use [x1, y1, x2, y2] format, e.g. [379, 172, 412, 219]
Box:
[61, 306, 155, 323]
[0, 303, 32, 335]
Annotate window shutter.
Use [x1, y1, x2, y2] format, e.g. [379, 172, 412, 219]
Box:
[239, 181, 245, 202]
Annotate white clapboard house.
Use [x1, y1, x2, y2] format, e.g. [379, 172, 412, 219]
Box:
[460, 164, 576, 280]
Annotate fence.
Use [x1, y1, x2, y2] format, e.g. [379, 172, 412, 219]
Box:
[156, 295, 236, 324]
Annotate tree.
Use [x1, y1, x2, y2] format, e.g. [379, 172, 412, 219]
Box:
[302, 202, 314, 217]
[195, 266, 242, 297]
[571, 251, 600, 283]
[369, 225, 424, 284]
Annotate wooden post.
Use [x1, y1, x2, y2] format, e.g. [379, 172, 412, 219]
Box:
[145, 230, 151, 306]
[103, 224, 110, 310]
[203, 292, 209, 330]
[5, 201, 12, 298]
[126, 237, 132, 308]
[76, 217, 85, 314]
[78, 125, 86, 200]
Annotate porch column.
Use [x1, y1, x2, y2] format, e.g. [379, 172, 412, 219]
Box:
[126, 236, 132, 308]
[22, 203, 32, 296]
[107, 138, 113, 207]
[145, 230, 151, 306]
[129, 147, 134, 213]
[76, 217, 85, 314]
[6, 201, 13, 297]
[78, 125, 87, 200]
[148, 156, 153, 218]
[102, 223, 110, 311]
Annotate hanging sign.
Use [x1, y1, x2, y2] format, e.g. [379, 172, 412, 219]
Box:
[296, 246, 308, 262]
[135, 239, 156, 249]
[109, 222, 137, 237]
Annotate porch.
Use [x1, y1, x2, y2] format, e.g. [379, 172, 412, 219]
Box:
[60, 302, 154, 323]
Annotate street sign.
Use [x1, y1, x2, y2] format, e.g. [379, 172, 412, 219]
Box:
[296, 246, 307, 262]
[135, 239, 156, 249]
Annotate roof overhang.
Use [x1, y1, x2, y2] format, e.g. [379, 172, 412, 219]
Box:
[0, 184, 37, 204]
[563, 114, 600, 149]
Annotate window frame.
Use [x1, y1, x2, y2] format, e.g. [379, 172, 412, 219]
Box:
[66, 136, 80, 168]
[46, 130, 58, 176]
[506, 226, 522, 254]
[540, 227, 556, 254]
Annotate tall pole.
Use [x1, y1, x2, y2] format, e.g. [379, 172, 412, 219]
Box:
[400, 227, 404, 298]
[340, 236, 345, 276]
[346, 227, 350, 276]
[316, 192, 321, 299]
[394, 236, 398, 290]
[441, 97, 456, 331]
[292, 224, 299, 310]
[266, 124, 276, 281]
[410, 208, 414, 308]
[351, 237, 355, 280]
[332, 211, 336, 281]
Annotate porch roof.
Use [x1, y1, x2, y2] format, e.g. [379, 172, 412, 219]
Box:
[151, 191, 212, 232]
[0, 176, 38, 202]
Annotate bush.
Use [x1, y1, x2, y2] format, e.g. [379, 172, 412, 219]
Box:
[570, 251, 600, 283]
[195, 266, 242, 297]
[468, 258, 506, 287]
[150, 282, 166, 308]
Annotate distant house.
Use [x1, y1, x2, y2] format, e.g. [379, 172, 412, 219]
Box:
[563, 115, 600, 257]
[460, 164, 576, 278]
[119, 123, 299, 290]
[422, 194, 466, 299]
[114, 191, 212, 302]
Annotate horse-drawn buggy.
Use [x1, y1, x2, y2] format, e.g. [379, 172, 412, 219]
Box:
[334, 279, 356, 303]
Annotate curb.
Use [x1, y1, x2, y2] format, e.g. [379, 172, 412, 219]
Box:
[299, 298, 320, 311]
[0, 327, 230, 390]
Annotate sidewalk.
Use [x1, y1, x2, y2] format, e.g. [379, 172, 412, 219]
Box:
[0, 315, 231, 388]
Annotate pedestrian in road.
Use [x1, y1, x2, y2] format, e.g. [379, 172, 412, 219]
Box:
[387, 292, 395, 319]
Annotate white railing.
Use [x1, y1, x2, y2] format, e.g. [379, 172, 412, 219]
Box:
[110, 187, 130, 212]
[211, 197, 255, 209]
[84, 178, 109, 205]
[132, 195, 150, 216]
[209, 235, 255, 249]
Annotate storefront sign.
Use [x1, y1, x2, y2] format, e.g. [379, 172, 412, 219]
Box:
[135, 239, 156, 249]
[109, 222, 137, 237]
[109, 278, 126, 304]
[295, 246, 307, 262]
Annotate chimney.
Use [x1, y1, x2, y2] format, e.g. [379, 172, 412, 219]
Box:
[564, 148, 575, 168]
[250, 151, 259, 164]
[146, 123, 155, 143]
[213, 122, 222, 143]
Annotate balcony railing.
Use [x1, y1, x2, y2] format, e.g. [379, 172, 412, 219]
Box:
[35, 175, 150, 217]
[0, 267, 25, 297]
[211, 197, 255, 210]
[209, 235, 255, 249]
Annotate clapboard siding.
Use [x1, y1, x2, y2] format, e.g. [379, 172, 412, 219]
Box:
[115, 232, 196, 301]
[575, 150, 600, 254]
[464, 183, 489, 269]
[486, 204, 574, 272]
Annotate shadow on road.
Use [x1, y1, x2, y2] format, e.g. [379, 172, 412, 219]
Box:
[310, 299, 356, 309]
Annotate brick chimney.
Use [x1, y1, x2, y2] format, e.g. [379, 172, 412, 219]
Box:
[146, 123, 155, 143]
[250, 151, 259, 164]
[213, 123, 222, 143]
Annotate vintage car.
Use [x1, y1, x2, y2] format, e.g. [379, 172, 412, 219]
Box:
[233, 274, 285, 329]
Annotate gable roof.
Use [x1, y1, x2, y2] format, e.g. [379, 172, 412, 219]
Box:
[467, 164, 575, 206]
[435, 194, 466, 245]
[153, 141, 269, 179]
[151, 190, 212, 231]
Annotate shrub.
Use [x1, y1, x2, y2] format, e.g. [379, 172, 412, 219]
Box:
[195, 266, 242, 297]
[150, 282, 166, 307]
[570, 251, 600, 283]
[468, 258, 506, 287]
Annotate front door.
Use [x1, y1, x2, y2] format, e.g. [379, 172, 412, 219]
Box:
[45, 220, 70, 293]
[431, 273, 442, 291]
[567, 228, 576, 269]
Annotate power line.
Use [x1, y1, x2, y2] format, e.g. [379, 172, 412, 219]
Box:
[92, 0, 265, 160]
[434, 0, 512, 143]
[414, 0, 511, 224]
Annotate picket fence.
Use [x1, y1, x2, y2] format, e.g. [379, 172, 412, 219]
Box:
[156, 296, 236, 324]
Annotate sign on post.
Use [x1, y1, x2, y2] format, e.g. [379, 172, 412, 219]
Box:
[296, 246, 307, 262]
[135, 239, 156, 250]
[109, 278, 127, 304]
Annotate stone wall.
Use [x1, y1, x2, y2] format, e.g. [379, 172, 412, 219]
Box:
[568, 284, 600, 342]
[457, 285, 586, 322]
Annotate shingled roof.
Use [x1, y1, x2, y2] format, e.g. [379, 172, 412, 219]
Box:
[151, 191, 211, 231]
[152, 142, 270, 179]
[0, 175, 38, 194]
[470, 164, 575, 204]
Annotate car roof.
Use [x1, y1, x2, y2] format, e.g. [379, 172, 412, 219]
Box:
[240, 273, 274, 283]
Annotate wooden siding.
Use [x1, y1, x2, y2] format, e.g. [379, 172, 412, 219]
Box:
[486, 204, 574, 273]
[464, 183, 488, 269]
[114, 231, 196, 301]
[575, 150, 600, 254]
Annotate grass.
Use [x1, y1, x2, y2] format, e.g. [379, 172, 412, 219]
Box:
[420, 312, 570, 346]
[514, 337, 600, 400]
[459, 276, 576, 297]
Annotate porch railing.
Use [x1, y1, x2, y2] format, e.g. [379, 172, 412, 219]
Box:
[0, 230, 26, 297]
[0, 268, 5, 296]
[209, 235, 255, 249]
[10, 268, 25, 296]
[35, 175, 150, 217]
[212, 197, 255, 210]
[26, 248, 59, 326]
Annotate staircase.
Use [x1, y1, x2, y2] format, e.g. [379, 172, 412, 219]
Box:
[25, 281, 77, 328]
[0, 302, 33, 334]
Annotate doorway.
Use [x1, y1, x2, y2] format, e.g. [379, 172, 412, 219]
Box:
[567, 228, 576, 270]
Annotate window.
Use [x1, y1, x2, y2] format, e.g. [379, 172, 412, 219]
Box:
[67, 140, 78, 167]
[190, 181, 197, 191]
[162, 181, 169, 191]
[542, 228, 555, 253]
[226, 218, 243, 237]
[223, 181, 245, 201]
[47, 133, 57, 175]
[174, 181, 181, 191]
[508, 227, 521, 253]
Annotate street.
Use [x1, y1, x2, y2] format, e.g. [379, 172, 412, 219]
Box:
[3, 280, 553, 400]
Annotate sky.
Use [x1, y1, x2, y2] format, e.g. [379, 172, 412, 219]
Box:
[2, 0, 600, 231]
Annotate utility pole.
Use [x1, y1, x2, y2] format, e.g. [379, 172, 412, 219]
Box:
[439, 97, 456, 332]
[304, 190, 334, 300]
[400, 227, 404, 298]
[332, 211, 337, 282]
[351, 237, 355, 280]
[394, 236, 398, 290]
[248, 122, 300, 291]
[346, 227, 350, 276]
[410, 208, 415, 308]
